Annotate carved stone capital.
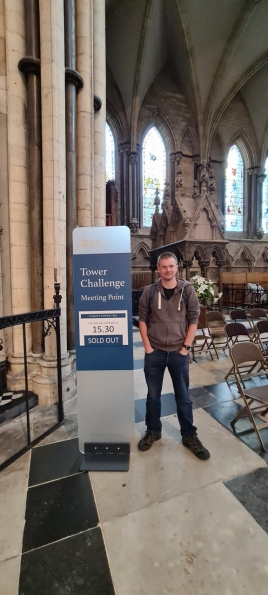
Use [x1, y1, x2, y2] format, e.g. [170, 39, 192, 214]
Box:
[129, 152, 139, 165]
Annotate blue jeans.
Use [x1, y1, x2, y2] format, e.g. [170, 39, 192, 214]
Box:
[144, 349, 197, 437]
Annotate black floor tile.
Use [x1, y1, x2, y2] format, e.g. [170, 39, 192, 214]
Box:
[135, 404, 144, 422]
[19, 528, 115, 595]
[225, 467, 268, 534]
[135, 393, 177, 418]
[204, 382, 237, 401]
[23, 473, 98, 552]
[205, 400, 268, 460]
[29, 438, 82, 486]
[189, 386, 217, 409]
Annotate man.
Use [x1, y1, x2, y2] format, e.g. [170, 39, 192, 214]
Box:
[138, 252, 210, 460]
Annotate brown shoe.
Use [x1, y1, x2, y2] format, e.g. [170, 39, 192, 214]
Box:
[182, 435, 210, 460]
[138, 431, 161, 451]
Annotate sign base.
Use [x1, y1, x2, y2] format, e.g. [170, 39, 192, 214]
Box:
[80, 442, 130, 472]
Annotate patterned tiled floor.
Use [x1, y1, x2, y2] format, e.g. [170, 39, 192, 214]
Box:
[1, 329, 268, 594]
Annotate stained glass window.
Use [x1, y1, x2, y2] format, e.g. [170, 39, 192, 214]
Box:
[142, 127, 166, 227]
[262, 157, 268, 233]
[225, 145, 244, 232]
[106, 123, 115, 182]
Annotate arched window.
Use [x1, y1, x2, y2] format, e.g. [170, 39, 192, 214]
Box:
[225, 144, 244, 232]
[142, 127, 166, 227]
[105, 123, 115, 181]
[262, 157, 268, 233]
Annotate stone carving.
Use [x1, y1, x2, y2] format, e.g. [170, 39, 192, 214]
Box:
[175, 163, 183, 194]
[208, 169, 216, 194]
[154, 187, 160, 214]
[129, 217, 139, 234]
[192, 180, 199, 198]
[256, 228, 264, 240]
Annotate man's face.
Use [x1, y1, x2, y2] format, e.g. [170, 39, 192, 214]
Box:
[157, 257, 178, 282]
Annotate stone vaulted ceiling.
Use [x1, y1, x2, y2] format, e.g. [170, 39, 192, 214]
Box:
[105, 0, 268, 161]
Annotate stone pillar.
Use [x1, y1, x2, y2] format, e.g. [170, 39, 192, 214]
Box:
[199, 261, 210, 279]
[76, 0, 94, 227]
[170, 153, 176, 205]
[118, 142, 130, 226]
[0, 0, 12, 357]
[247, 167, 254, 238]
[18, 0, 43, 355]
[38, 0, 74, 404]
[64, 0, 83, 351]
[5, 0, 31, 373]
[257, 175, 266, 236]
[129, 151, 139, 232]
[183, 260, 192, 282]
[93, 0, 106, 226]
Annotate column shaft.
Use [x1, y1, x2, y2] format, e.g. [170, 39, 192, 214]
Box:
[19, 0, 43, 354]
[40, 0, 67, 357]
[93, 0, 106, 226]
[76, 0, 94, 226]
[5, 0, 31, 355]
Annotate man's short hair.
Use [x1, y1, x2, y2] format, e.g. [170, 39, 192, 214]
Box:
[157, 252, 178, 265]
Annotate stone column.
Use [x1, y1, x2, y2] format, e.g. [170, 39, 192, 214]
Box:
[38, 0, 74, 404]
[118, 142, 130, 226]
[93, 0, 106, 226]
[0, 0, 12, 358]
[169, 153, 176, 205]
[129, 151, 139, 232]
[76, 0, 94, 227]
[18, 0, 43, 355]
[5, 0, 31, 377]
[247, 167, 254, 238]
[183, 260, 192, 282]
[64, 0, 83, 351]
[257, 175, 266, 235]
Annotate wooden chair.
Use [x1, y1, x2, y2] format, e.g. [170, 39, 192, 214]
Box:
[230, 342, 268, 451]
[206, 311, 228, 358]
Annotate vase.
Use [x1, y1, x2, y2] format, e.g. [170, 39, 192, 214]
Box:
[199, 305, 207, 328]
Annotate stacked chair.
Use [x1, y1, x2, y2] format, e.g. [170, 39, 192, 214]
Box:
[230, 343, 268, 451]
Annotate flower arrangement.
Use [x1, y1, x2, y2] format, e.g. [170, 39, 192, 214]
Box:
[190, 275, 222, 306]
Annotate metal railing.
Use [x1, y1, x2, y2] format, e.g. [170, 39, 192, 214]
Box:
[0, 283, 64, 471]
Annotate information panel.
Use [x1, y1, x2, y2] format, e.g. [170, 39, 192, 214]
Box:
[73, 227, 135, 456]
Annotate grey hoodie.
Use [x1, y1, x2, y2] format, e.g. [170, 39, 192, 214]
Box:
[138, 278, 200, 352]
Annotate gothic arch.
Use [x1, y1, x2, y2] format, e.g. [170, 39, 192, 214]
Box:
[256, 245, 268, 264]
[180, 126, 196, 155]
[209, 132, 224, 161]
[106, 104, 124, 145]
[139, 111, 177, 155]
[233, 245, 255, 269]
[227, 131, 255, 168]
[225, 249, 234, 269]
[131, 241, 150, 261]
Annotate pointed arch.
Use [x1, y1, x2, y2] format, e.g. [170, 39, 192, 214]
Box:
[139, 111, 176, 154]
[225, 143, 245, 232]
[180, 126, 196, 155]
[142, 126, 167, 227]
[105, 122, 116, 182]
[131, 241, 150, 261]
[233, 245, 255, 268]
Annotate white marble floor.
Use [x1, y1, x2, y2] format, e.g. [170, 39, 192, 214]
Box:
[1, 330, 268, 594]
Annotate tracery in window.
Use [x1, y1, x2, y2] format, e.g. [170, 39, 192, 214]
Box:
[262, 157, 268, 233]
[105, 123, 115, 182]
[142, 127, 166, 227]
[225, 145, 244, 232]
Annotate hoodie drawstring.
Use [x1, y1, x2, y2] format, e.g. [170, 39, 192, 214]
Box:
[157, 281, 185, 310]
